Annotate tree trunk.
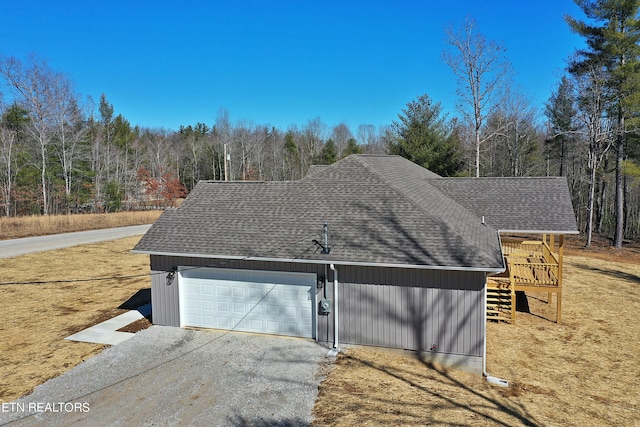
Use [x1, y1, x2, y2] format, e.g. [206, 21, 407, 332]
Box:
[613, 113, 624, 248]
[585, 158, 597, 248]
[40, 142, 49, 216]
[475, 126, 481, 177]
[595, 177, 606, 233]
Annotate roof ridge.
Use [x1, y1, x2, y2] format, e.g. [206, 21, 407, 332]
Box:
[353, 156, 499, 265]
[429, 176, 566, 180]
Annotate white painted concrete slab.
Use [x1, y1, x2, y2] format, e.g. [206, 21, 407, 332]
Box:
[66, 310, 144, 346]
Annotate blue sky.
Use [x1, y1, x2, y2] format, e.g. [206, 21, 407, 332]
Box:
[0, 1, 586, 133]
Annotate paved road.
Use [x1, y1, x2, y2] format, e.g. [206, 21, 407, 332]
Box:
[0, 327, 331, 427]
[0, 225, 152, 258]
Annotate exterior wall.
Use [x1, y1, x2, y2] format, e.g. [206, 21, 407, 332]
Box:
[149, 255, 486, 372]
[334, 265, 485, 373]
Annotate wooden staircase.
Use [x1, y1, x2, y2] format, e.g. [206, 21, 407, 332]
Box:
[487, 277, 514, 323]
[487, 237, 565, 324]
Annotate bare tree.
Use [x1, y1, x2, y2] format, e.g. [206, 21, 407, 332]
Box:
[485, 89, 542, 177]
[574, 66, 615, 248]
[179, 122, 210, 188]
[331, 122, 354, 158]
[0, 55, 71, 215]
[443, 17, 511, 177]
[300, 117, 326, 172]
[213, 108, 233, 180]
[259, 126, 284, 180]
[0, 115, 17, 216]
[52, 84, 86, 209]
[356, 124, 376, 146]
[140, 128, 174, 178]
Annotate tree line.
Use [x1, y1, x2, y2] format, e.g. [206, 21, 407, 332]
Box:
[1, 1, 639, 247]
[0, 56, 378, 217]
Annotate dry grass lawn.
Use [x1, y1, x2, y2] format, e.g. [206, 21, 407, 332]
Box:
[0, 211, 162, 240]
[313, 252, 640, 426]
[0, 236, 150, 401]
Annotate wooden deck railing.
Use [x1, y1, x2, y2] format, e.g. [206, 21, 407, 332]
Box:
[501, 239, 559, 288]
[509, 261, 558, 286]
[542, 241, 559, 266]
[502, 240, 543, 257]
[488, 238, 563, 324]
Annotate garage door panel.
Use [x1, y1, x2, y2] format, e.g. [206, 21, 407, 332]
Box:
[283, 306, 297, 317]
[265, 304, 280, 316]
[266, 320, 281, 333]
[249, 287, 263, 299]
[218, 316, 233, 328]
[185, 298, 199, 310]
[216, 285, 231, 296]
[282, 290, 298, 301]
[283, 322, 300, 335]
[232, 286, 246, 297]
[180, 268, 316, 338]
[265, 292, 279, 301]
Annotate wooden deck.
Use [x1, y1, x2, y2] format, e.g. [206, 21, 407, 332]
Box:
[487, 235, 564, 324]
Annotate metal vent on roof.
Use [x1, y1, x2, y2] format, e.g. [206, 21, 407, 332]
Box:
[312, 222, 331, 254]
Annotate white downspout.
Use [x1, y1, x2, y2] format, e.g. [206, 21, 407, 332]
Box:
[330, 264, 338, 349]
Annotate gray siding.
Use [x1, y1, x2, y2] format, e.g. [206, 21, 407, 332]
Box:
[334, 266, 485, 357]
[149, 255, 485, 361]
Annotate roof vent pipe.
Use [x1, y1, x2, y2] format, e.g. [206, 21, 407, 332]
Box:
[313, 223, 332, 255]
[323, 222, 331, 254]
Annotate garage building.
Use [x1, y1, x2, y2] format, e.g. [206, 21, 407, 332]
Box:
[132, 155, 577, 373]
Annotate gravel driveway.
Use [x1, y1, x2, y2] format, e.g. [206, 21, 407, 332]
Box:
[0, 326, 332, 426]
[0, 225, 152, 258]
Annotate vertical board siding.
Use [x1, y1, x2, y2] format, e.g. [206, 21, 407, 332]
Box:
[334, 265, 485, 357]
[149, 256, 485, 357]
[150, 268, 180, 326]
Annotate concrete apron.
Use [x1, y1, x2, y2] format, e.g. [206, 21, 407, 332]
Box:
[65, 303, 151, 346]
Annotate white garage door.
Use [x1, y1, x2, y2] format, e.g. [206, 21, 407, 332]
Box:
[179, 267, 317, 338]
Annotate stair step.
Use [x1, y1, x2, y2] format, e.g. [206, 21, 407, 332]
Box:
[487, 279, 514, 323]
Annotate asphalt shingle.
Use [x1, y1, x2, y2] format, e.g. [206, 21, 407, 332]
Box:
[428, 177, 579, 234]
[133, 155, 577, 271]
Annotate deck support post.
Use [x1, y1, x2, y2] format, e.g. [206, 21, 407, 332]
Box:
[510, 282, 516, 324]
[548, 234, 554, 305]
[557, 235, 564, 324]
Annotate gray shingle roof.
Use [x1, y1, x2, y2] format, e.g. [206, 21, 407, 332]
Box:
[428, 177, 579, 234]
[133, 155, 506, 271]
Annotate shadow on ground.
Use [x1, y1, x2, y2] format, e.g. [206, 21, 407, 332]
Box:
[574, 263, 640, 284]
[228, 415, 309, 427]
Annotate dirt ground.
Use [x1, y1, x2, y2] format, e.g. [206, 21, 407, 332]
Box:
[313, 234, 640, 426]
[1, 233, 639, 426]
